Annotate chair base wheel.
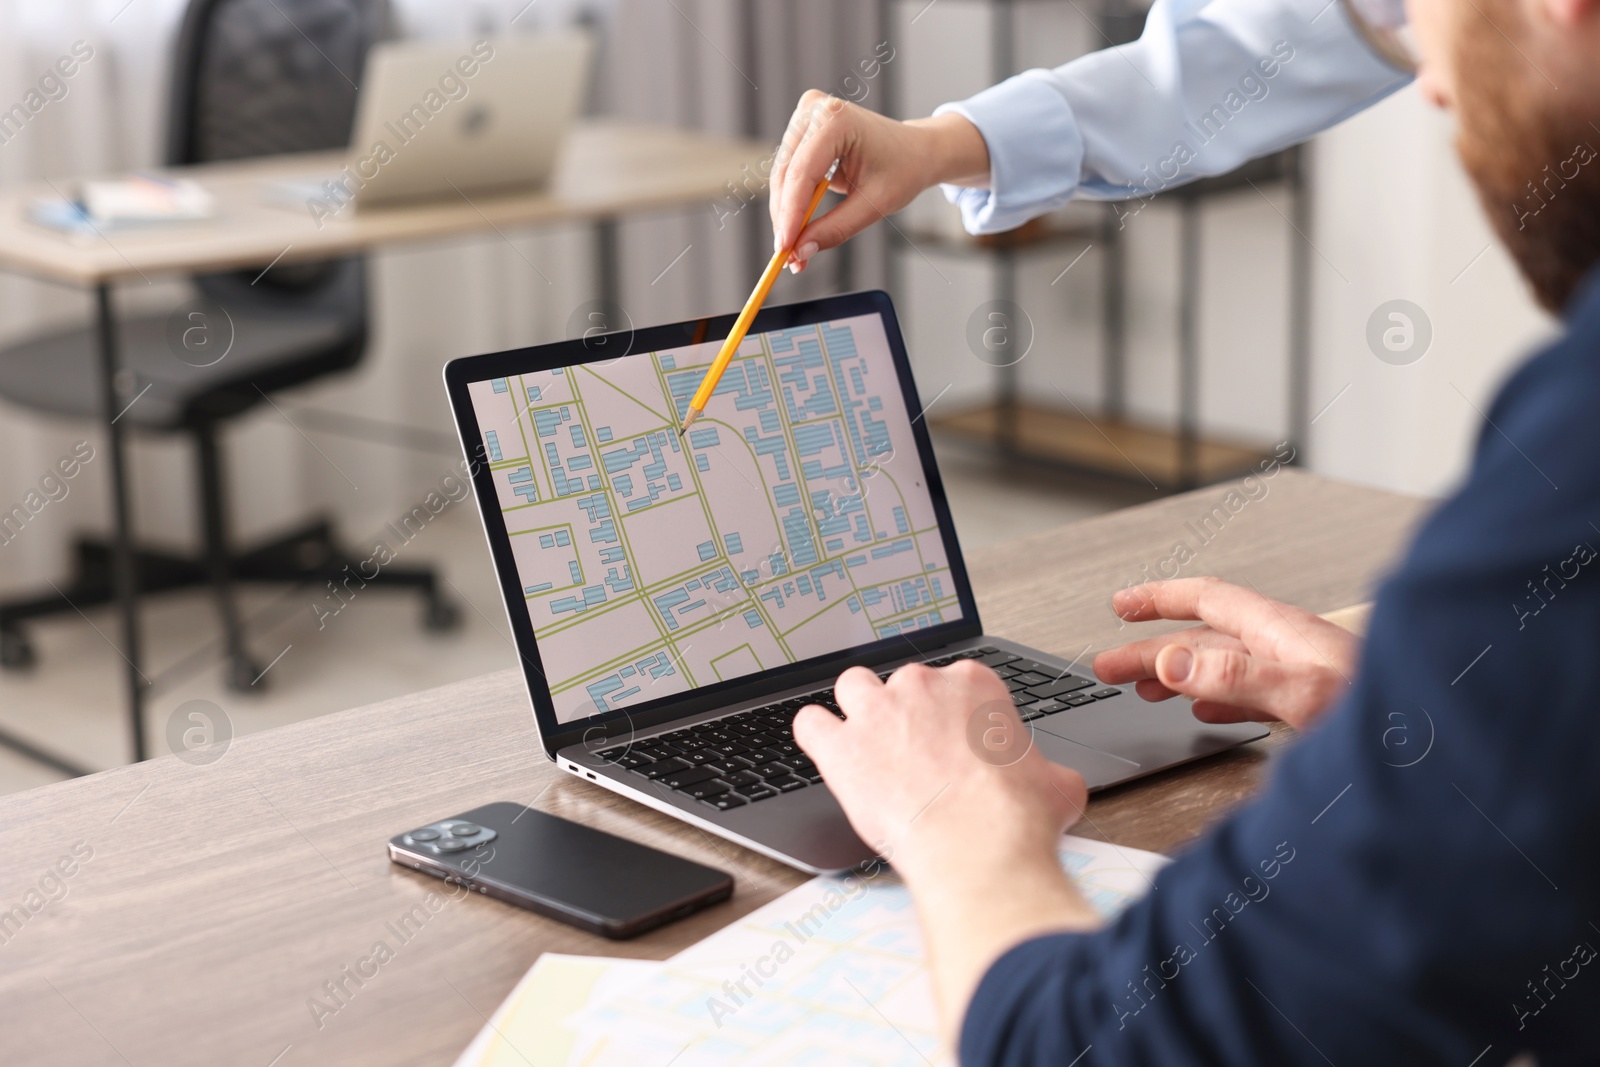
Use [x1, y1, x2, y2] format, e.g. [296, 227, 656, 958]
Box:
[423, 596, 462, 633]
[0, 629, 36, 670]
[226, 655, 265, 693]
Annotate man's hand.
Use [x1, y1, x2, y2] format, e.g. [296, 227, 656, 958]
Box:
[769, 91, 989, 273]
[1093, 577, 1359, 730]
[794, 661, 1098, 1040]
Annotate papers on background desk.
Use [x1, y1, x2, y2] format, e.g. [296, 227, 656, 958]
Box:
[453, 835, 1168, 1067]
[25, 176, 215, 239]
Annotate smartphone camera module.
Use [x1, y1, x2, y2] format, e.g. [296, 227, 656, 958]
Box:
[402, 820, 497, 854]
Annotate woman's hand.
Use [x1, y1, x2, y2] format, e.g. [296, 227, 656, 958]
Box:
[1092, 578, 1360, 731]
[769, 91, 990, 273]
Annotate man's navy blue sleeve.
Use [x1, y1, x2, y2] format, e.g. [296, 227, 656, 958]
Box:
[960, 280, 1600, 1066]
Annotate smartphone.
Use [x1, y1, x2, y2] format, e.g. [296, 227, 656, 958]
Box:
[386, 801, 733, 938]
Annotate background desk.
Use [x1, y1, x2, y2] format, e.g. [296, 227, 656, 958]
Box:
[0, 121, 767, 768]
[0, 471, 1428, 1066]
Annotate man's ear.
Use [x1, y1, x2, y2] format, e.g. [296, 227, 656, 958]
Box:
[1543, 0, 1600, 27]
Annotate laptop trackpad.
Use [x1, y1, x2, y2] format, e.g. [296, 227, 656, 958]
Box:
[1030, 729, 1142, 789]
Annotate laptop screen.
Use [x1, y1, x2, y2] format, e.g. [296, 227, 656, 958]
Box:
[464, 309, 966, 724]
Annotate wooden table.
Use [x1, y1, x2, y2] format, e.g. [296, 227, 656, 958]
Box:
[0, 121, 768, 770]
[0, 471, 1428, 1066]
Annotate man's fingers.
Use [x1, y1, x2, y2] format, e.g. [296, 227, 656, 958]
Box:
[1134, 678, 1179, 702]
[1111, 577, 1281, 639]
[832, 663, 884, 711]
[1093, 625, 1246, 685]
[793, 703, 846, 763]
[1155, 644, 1347, 727]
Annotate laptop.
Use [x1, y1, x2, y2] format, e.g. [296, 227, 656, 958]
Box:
[304, 32, 594, 214]
[443, 291, 1268, 873]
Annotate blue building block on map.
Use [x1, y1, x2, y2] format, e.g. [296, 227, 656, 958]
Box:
[744, 610, 763, 628]
[696, 541, 717, 562]
[491, 378, 508, 393]
[695, 454, 709, 472]
[484, 430, 503, 462]
[723, 532, 743, 555]
[539, 533, 554, 548]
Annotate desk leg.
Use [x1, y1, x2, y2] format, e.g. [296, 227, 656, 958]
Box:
[595, 216, 619, 310]
[93, 283, 147, 762]
[1177, 198, 1201, 490]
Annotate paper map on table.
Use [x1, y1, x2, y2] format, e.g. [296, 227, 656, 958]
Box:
[453, 835, 1168, 1067]
[451, 954, 661, 1067]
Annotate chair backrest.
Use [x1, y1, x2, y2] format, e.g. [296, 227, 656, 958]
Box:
[167, 0, 388, 167]
[166, 0, 388, 303]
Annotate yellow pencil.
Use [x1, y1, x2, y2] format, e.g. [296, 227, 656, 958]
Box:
[677, 162, 838, 438]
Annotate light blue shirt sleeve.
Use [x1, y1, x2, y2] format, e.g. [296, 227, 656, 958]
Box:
[934, 0, 1412, 233]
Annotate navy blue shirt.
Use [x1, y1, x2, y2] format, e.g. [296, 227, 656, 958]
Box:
[961, 273, 1600, 1066]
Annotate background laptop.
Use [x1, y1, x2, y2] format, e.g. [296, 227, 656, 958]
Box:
[444, 291, 1268, 873]
[344, 31, 594, 208]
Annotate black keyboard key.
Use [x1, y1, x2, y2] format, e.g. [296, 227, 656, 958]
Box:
[978, 645, 999, 654]
[1027, 676, 1094, 700]
[767, 740, 800, 756]
[769, 775, 808, 793]
[635, 758, 691, 779]
[926, 655, 956, 667]
[1010, 692, 1032, 707]
[1019, 707, 1047, 722]
[680, 750, 718, 766]
[735, 783, 778, 800]
[703, 793, 746, 811]
[1091, 688, 1121, 699]
[993, 665, 1021, 678]
[726, 770, 764, 787]
[663, 768, 719, 790]
[596, 747, 626, 761]
[979, 651, 1019, 667]
[614, 753, 654, 770]
[683, 779, 732, 800]
[1065, 694, 1096, 707]
[1011, 671, 1052, 687]
[804, 772, 824, 784]
[752, 761, 792, 779]
[1004, 678, 1030, 693]
[1026, 699, 1067, 716]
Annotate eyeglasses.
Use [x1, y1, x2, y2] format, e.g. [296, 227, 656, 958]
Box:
[1339, 0, 1419, 73]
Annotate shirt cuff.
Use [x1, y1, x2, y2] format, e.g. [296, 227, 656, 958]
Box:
[933, 72, 1085, 235]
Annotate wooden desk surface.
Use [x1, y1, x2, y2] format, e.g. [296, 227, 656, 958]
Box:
[0, 121, 767, 286]
[0, 470, 1427, 1066]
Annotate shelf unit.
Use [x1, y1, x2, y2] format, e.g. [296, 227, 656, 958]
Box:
[878, 0, 1310, 491]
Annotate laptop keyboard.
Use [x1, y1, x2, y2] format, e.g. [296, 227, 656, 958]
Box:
[592, 647, 1124, 812]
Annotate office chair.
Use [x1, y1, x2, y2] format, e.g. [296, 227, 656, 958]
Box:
[0, 0, 459, 691]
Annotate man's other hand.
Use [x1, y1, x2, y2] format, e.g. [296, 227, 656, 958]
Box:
[1093, 577, 1359, 730]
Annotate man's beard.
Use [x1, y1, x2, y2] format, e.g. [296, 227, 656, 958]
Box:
[1454, 10, 1600, 314]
